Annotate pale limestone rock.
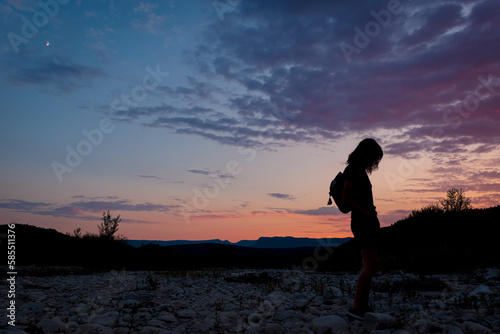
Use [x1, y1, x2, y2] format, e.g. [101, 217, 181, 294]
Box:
[363, 312, 397, 332]
[37, 318, 66, 333]
[77, 324, 113, 334]
[461, 321, 491, 334]
[158, 311, 177, 323]
[312, 315, 349, 334]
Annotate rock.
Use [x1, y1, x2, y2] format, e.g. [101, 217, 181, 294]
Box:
[415, 319, 433, 333]
[18, 301, 46, 313]
[123, 291, 153, 303]
[312, 315, 349, 334]
[470, 285, 492, 296]
[156, 303, 174, 313]
[283, 318, 306, 330]
[220, 310, 240, 324]
[461, 321, 491, 334]
[248, 313, 263, 323]
[158, 311, 177, 323]
[265, 322, 284, 334]
[436, 300, 447, 309]
[323, 290, 336, 305]
[177, 309, 197, 318]
[118, 299, 141, 309]
[147, 319, 167, 328]
[462, 313, 479, 322]
[295, 311, 310, 321]
[191, 321, 210, 332]
[1, 328, 29, 334]
[172, 324, 187, 333]
[65, 321, 79, 333]
[443, 325, 465, 334]
[484, 268, 499, 280]
[75, 303, 92, 313]
[77, 324, 113, 334]
[248, 322, 264, 333]
[363, 313, 397, 332]
[7, 269, 500, 334]
[275, 310, 295, 321]
[309, 307, 322, 316]
[91, 312, 119, 327]
[293, 299, 309, 309]
[37, 318, 66, 333]
[141, 326, 170, 334]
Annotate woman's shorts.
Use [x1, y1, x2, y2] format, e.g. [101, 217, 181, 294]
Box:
[351, 216, 380, 249]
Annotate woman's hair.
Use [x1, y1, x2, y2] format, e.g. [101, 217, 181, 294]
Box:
[347, 138, 383, 174]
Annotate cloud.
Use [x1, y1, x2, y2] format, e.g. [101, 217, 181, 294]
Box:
[132, 13, 167, 33]
[64, 200, 180, 214]
[113, 102, 335, 149]
[0, 199, 52, 211]
[71, 195, 120, 200]
[131, 2, 168, 34]
[189, 213, 244, 220]
[138, 175, 184, 184]
[110, 104, 215, 122]
[134, 2, 157, 13]
[470, 170, 500, 181]
[187, 168, 237, 180]
[0, 198, 181, 219]
[267, 193, 296, 201]
[6, 55, 107, 93]
[137, 174, 169, 181]
[251, 207, 293, 215]
[4, 0, 35, 12]
[294, 206, 345, 216]
[94, 0, 500, 162]
[399, 3, 466, 48]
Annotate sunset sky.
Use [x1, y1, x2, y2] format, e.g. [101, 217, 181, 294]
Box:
[1, 0, 499, 242]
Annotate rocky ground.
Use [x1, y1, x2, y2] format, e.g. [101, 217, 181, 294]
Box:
[1, 267, 499, 334]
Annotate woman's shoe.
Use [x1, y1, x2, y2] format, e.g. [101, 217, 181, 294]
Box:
[347, 306, 374, 320]
[347, 307, 366, 320]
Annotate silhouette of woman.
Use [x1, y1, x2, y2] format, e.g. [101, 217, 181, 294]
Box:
[342, 138, 383, 319]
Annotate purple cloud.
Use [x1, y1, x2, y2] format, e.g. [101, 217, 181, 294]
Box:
[294, 206, 345, 216]
[267, 193, 296, 201]
[0, 198, 181, 219]
[96, 0, 500, 163]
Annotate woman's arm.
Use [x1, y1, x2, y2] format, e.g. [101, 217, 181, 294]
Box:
[342, 180, 374, 216]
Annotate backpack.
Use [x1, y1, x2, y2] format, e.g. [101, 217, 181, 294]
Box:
[327, 171, 351, 213]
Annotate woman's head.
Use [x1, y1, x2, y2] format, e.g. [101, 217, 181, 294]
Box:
[347, 138, 383, 174]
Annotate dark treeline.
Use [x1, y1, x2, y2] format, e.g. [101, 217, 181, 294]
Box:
[2, 224, 317, 272]
[320, 205, 500, 273]
[1, 205, 499, 274]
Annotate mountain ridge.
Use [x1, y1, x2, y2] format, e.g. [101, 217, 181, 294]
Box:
[126, 236, 352, 248]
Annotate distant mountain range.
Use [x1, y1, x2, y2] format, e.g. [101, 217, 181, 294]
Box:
[126, 236, 352, 249]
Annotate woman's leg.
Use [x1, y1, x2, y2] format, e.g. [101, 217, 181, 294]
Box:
[354, 248, 378, 310]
